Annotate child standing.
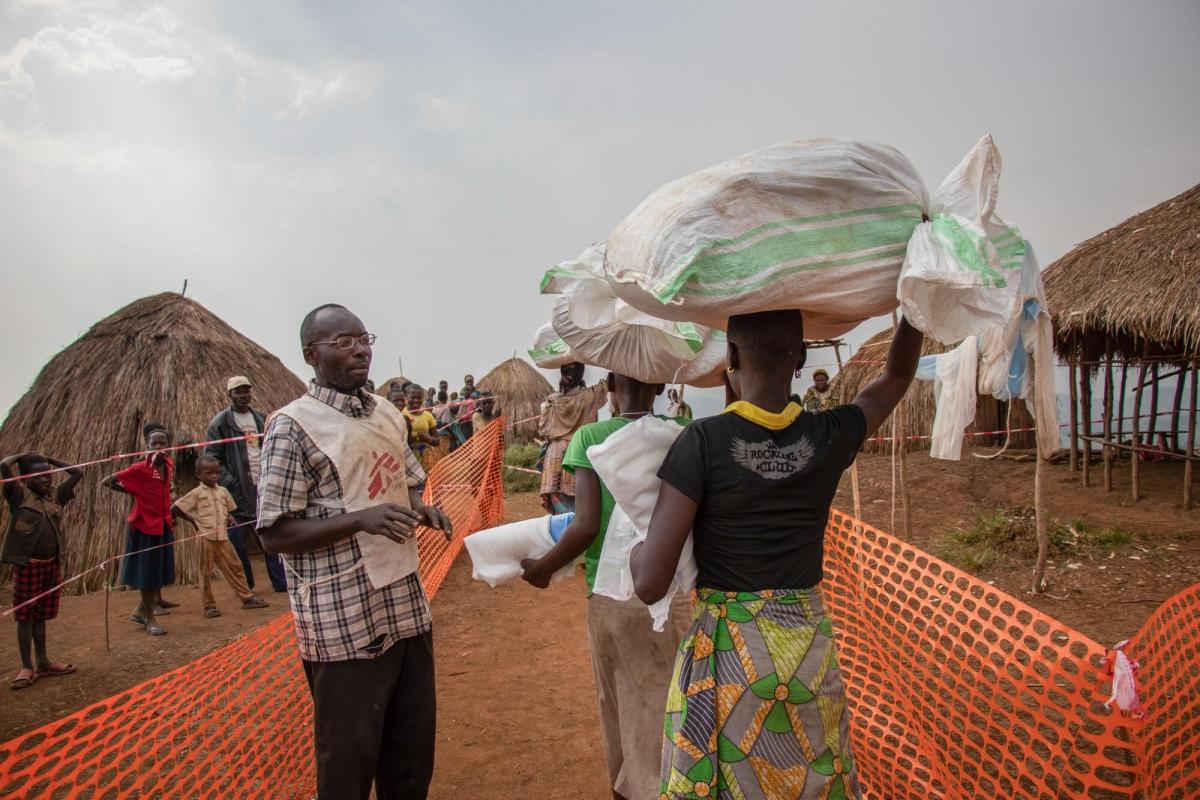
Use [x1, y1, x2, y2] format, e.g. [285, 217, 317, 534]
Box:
[172, 455, 269, 618]
[102, 423, 181, 637]
[1, 451, 82, 690]
[403, 384, 441, 473]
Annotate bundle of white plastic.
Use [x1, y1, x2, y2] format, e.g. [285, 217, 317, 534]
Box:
[528, 323, 578, 369]
[604, 135, 1026, 344]
[542, 243, 727, 387]
[463, 516, 574, 587]
[586, 416, 696, 631]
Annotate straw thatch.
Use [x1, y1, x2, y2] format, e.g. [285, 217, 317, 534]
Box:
[477, 358, 554, 443]
[835, 329, 1035, 452]
[1045, 183, 1200, 363]
[0, 293, 305, 592]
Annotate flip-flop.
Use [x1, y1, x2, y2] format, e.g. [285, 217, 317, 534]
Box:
[10, 671, 37, 690]
[155, 599, 180, 609]
[129, 614, 147, 627]
[204, 607, 221, 618]
[146, 624, 166, 636]
[36, 664, 76, 678]
[241, 598, 269, 609]
[151, 606, 171, 616]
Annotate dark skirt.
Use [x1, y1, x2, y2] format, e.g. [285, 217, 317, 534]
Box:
[121, 524, 176, 591]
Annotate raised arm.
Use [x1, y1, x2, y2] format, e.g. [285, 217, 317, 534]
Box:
[45, 455, 84, 495]
[852, 316, 924, 438]
[0, 453, 32, 504]
[101, 473, 130, 495]
[520, 466, 602, 588]
[630, 482, 696, 604]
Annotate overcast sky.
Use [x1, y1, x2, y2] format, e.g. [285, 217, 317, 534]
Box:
[2, 0, 1198, 421]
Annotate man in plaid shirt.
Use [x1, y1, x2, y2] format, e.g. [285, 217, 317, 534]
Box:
[258, 304, 452, 800]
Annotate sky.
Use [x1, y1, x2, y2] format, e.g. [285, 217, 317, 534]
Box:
[2, 0, 1198, 422]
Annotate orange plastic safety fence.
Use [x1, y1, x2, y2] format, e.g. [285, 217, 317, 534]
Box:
[823, 510, 1200, 800]
[0, 419, 507, 800]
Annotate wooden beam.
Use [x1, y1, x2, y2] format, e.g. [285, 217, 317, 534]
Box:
[1068, 354, 1079, 472]
[1132, 359, 1148, 502]
[1187, 357, 1197, 509]
[1170, 361, 1187, 454]
[1103, 336, 1114, 492]
[1081, 362, 1093, 487]
[1032, 352, 1048, 594]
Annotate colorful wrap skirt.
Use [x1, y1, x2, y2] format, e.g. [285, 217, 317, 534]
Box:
[661, 588, 859, 800]
[538, 438, 576, 498]
[12, 558, 61, 622]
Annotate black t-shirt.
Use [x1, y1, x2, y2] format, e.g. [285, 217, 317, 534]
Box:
[657, 404, 866, 591]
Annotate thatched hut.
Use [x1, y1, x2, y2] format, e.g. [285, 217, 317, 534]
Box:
[477, 358, 554, 444]
[0, 293, 305, 592]
[835, 329, 1036, 453]
[1044, 183, 1199, 503]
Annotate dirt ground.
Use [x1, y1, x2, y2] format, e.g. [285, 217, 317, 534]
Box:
[1, 453, 1196, 795]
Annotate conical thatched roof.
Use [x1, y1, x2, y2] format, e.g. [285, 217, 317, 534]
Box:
[0, 293, 305, 591]
[835, 329, 1034, 452]
[1044, 183, 1200, 363]
[477, 358, 553, 443]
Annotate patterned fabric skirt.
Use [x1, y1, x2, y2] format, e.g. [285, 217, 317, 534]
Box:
[12, 558, 61, 622]
[661, 588, 859, 800]
[539, 438, 576, 497]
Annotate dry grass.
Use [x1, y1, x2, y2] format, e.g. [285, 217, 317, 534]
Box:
[477, 358, 553, 443]
[834, 328, 1035, 452]
[0, 293, 305, 592]
[1045, 183, 1199, 362]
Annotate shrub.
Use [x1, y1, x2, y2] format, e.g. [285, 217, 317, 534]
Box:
[503, 442, 542, 493]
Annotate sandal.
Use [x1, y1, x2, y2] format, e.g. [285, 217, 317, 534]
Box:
[241, 597, 269, 610]
[151, 605, 171, 616]
[204, 607, 221, 618]
[10, 669, 37, 690]
[129, 614, 147, 627]
[36, 663, 76, 678]
[155, 599, 180, 609]
[146, 623, 167, 636]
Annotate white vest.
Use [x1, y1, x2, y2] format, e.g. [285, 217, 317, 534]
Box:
[274, 392, 418, 589]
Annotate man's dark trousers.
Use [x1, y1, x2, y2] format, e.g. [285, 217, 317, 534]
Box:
[231, 512, 287, 592]
[302, 631, 436, 800]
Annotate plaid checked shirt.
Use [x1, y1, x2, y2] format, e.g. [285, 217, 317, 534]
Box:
[257, 382, 430, 662]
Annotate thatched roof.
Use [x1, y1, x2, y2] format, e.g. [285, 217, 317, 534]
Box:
[1044, 183, 1200, 363]
[477, 358, 553, 443]
[835, 329, 1034, 452]
[0, 293, 305, 591]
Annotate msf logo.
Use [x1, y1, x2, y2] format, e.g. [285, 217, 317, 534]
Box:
[367, 450, 403, 500]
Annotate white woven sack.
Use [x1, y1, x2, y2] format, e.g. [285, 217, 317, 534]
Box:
[528, 322, 577, 369]
[604, 136, 1024, 343]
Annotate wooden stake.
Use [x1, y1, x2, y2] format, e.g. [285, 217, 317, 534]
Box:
[1031, 353, 1048, 595]
[1148, 363, 1160, 441]
[1170, 360, 1187, 454]
[1117, 364, 1128, 457]
[1081, 361, 1093, 487]
[1103, 337, 1114, 492]
[104, 563, 112, 652]
[1187, 357, 1197, 509]
[1132, 359, 1148, 502]
[1068, 354, 1079, 472]
[836, 341, 863, 527]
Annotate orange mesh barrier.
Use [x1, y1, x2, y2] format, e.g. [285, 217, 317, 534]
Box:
[0, 418, 506, 800]
[823, 509, 1200, 800]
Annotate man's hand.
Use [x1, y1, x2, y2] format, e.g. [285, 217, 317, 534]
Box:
[520, 558, 552, 589]
[415, 503, 454, 542]
[355, 503, 423, 545]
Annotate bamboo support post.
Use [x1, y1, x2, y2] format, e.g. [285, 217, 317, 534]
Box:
[1068, 355, 1079, 471]
[1170, 361, 1186, 454]
[835, 342, 863, 527]
[1187, 357, 1197, 509]
[1132, 359, 1148, 502]
[1081, 363, 1093, 487]
[1103, 337, 1114, 492]
[1148, 363, 1160, 441]
[1031, 353, 1048, 595]
[1117, 364, 1128, 455]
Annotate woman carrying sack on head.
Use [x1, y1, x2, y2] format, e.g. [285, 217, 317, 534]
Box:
[631, 309, 923, 800]
[537, 362, 609, 514]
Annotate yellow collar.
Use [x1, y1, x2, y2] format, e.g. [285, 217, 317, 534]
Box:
[724, 401, 803, 431]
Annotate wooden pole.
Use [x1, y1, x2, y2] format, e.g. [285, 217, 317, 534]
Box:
[1068, 354, 1079, 471]
[890, 312, 911, 537]
[1031, 353, 1048, 594]
[1081, 361, 1093, 487]
[1148, 363, 1160, 442]
[1170, 361, 1187, 454]
[836, 341, 863, 526]
[1117, 364, 1128, 458]
[1103, 337, 1114, 492]
[1132, 358, 1148, 502]
[1187, 357, 1197, 509]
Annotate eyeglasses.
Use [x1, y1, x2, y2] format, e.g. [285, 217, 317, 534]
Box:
[308, 333, 377, 350]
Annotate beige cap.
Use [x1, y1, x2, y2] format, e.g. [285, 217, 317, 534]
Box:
[227, 376, 253, 392]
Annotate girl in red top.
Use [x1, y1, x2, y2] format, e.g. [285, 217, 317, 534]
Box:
[102, 423, 182, 636]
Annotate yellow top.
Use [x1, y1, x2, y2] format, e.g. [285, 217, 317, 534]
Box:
[402, 409, 438, 437]
[724, 401, 803, 431]
[174, 483, 237, 541]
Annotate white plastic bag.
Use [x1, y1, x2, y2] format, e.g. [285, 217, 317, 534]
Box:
[528, 322, 577, 369]
[586, 416, 697, 631]
[604, 136, 1023, 342]
[897, 136, 1023, 343]
[543, 243, 726, 387]
[463, 516, 574, 587]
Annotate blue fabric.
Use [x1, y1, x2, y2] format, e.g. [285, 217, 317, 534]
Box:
[548, 512, 575, 542]
[121, 524, 176, 590]
[915, 354, 939, 382]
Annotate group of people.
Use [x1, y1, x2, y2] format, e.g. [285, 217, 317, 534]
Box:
[381, 375, 502, 474]
[3, 297, 906, 800]
[2, 376, 286, 688]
